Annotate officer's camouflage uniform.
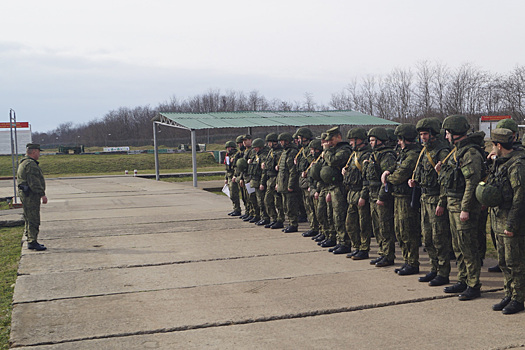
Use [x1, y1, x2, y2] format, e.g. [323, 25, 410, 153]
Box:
[487, 147, 525, 304]
[250, 145, 270, 222]
[413, 138, 452, 278]
[261, 144, 284, 225]
[314, 158, 336, 242]
[277, 141, 300, 228]
[323, 139, 352, 248]
[363, 144, 397, 261]
[344, 144, 372, 253]
[234, 142, 248, 215]
[386, 142, 422, 268]
[225, 146, 241, 213]
[439, 131, 486, 289]
[297, 145, 319, 233]
[242, 146, 259, 218]
[17, 156, 46, 244]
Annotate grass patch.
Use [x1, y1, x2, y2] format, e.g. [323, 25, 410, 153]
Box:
[0, 226, 23, 350]
[0, 152, 220, 177]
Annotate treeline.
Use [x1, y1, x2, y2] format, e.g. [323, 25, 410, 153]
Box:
[34, 61, 525, 148]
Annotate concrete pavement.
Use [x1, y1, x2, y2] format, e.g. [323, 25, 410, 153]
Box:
[1, 177, 523, 349]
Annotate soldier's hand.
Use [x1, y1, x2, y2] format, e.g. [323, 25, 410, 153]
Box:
[288, 188, 293, 192]
[487, 150, 497, 160]
[261, 163, 265, 169]
[435, 206, 445, 217]
[342, 168, 347, 176]
[376, 200, 384, 206]
[224, 179, 228, 185]
[358, 198, 366, 207]
[460, 211, 470, 222]
[259, 185, 265, 191]
[326, 193, 332, 202]
[435, 161, 442, 173]
[41, 196, 48, 204]
[314, 192, 319, 200]
[408, 179, 416, 188]
[381, 171, 390, 185]
[504, 230, 514, 237]
[275, 185, 278, 191]
[248, 159, 252, 164]
[239, 180, 244, 187]
[301, 171, 307, 178]
[232, 177, 237, 183]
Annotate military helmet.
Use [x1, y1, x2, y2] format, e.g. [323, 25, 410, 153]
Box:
[295, 127, 313, 140]
[265, 133, 279, 142]
[394, 124, 418, 141]
[310, 162, 323, 181]
[278, 132, 294, 142]
[416, 117, 442, 135]
[225, 141, 236, 149]
[475, 182, 503, 207]
[442, 115, 470, 135]
[252, 138, 265, 148]
[496, 118, 518, 133]
[320, 166, 337, 184]
[386, 128, 396, 142]
[235, 135, 244, 143]
[308, 139, 322, 151]
[368, 127, 389, 142]
[347, 128, 368, 140]
[236, 158, 248, 172]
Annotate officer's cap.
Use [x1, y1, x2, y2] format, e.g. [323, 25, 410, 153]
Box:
[26, 143, 42, 150]
[323, 126, 341, 140]
[491, 128, 514, 144]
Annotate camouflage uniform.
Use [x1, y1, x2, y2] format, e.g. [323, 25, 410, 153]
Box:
[344, 144, 372, 253]
[225, 146, 241, 213]
[277, 140, 300, 228]
[17, 155, 46, 245]
[250, 145, 270, 222]
[297, 146, 319, 233]
[413, 138, 452, 279]
[261, 143, 284, 225]
[363, 143, 397, 262]
[386, 142, 422, 269]
[314, 158, 336, 243]
[439, 131, 486, 290]
[242, 146, 259, 219]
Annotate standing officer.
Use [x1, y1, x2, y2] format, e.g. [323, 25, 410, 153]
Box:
[260, 133, 285, 229]
[480, 128, 525, 314]
[250, 138, 270, 225]
[240, 135, 259, 223]
[17, 143, 48, 251]
[436, 115, 486, 300]
[233, 135, 248, 219]
[343, 128, 372, 260]
[276, 132, 300, 232]
[410, 118, 452, 286]
[224, 141, 241, 216]
[382, 124, 422, 275]
[363, 127, 397, 267]
[303, 139, 323, 237]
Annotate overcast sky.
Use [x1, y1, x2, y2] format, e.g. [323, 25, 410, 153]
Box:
[1, 0, 524, 132]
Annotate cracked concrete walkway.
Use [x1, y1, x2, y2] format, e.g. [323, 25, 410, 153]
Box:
[1, 177, 523, 349]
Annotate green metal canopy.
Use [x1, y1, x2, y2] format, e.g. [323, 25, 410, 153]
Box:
[153, 110, 398, 130]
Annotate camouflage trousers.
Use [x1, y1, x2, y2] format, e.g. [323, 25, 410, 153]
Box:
[329, 185, 350, 247]
[252, 180, 268, 221]
[421, 194, 451, 277]
[245, 182, 258, 217]
[497, 234, 525, 303]
[19, 191, 41, 244]
[346, 190, 372, 252]
[240, 184, 249, 214]
[316, 188, 335, 240]
[302, 188, 319, 231]
[264, 177, 284, 223]
[227, 177, 241, 212]
[370, 196, 395, 261]
[448, 199, 481, 289]
[478, 207, 488, 260]
[282, 191, 300, 227]
[394, 196, 421, 267]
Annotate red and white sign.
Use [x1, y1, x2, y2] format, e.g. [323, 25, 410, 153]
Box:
[481, 115, 511, 122]
[0, 122, 30, 128]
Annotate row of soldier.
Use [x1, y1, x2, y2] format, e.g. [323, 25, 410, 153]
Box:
[223, 115, 525, 315]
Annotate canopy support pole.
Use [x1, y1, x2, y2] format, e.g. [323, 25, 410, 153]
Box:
[153, 122, 160, 181]
[191, 129, 197, 188]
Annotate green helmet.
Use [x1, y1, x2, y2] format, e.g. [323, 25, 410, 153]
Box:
[394, 124, 418, 141]
[295, 127, 313, 140]
[309, 139, 322, 151]
[310, 162, 323, 181]
[265, 133, 279, 142]
[442, 115, 470, 135]
[278, 132, 294, 142]
[496, 118, 518, 133]
[475, 182, 503, 207]
[236, 158, 248, 172]
[225, 141, 236, 148]
[416, 117, 442, 135]
[236, 135, 244, 143]
[368, 127, 389, 142]
[252, 138, 265, 148]
[386, 128, 397, 142]
[347, 128, 367, 140]
[320, 166, 337, 184]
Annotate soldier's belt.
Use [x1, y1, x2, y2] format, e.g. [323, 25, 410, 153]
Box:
[420, 188, 440, 196]
[446, 191, 464, 198]
[368, 181, 382, 187]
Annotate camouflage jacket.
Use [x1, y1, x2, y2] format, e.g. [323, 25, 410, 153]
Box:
[260, 145, 283, 186]
[386, 142, 422, 197]
[17, 156, 46, 197]
[343, 144, 371, 199]
[248, 146, 270, 185]
[224, 148, 238, 179]
[323, 141, 352, 188]
[488, 150, 525, 236]
[276, 142, 299, 193]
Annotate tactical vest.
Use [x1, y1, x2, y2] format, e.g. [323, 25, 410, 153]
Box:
[343, 146, 371, 190]
[487, 153, 525, 210]
[415, 142, 450, 195]
[364, 147, 396, 188]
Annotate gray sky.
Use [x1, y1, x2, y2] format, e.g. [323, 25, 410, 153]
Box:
[1, 0, 524, 132]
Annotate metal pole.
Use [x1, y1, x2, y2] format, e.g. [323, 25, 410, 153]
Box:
[191, 129, 198, 188]
[153, 122, 160, 181]
[9, 109, 18, 203]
